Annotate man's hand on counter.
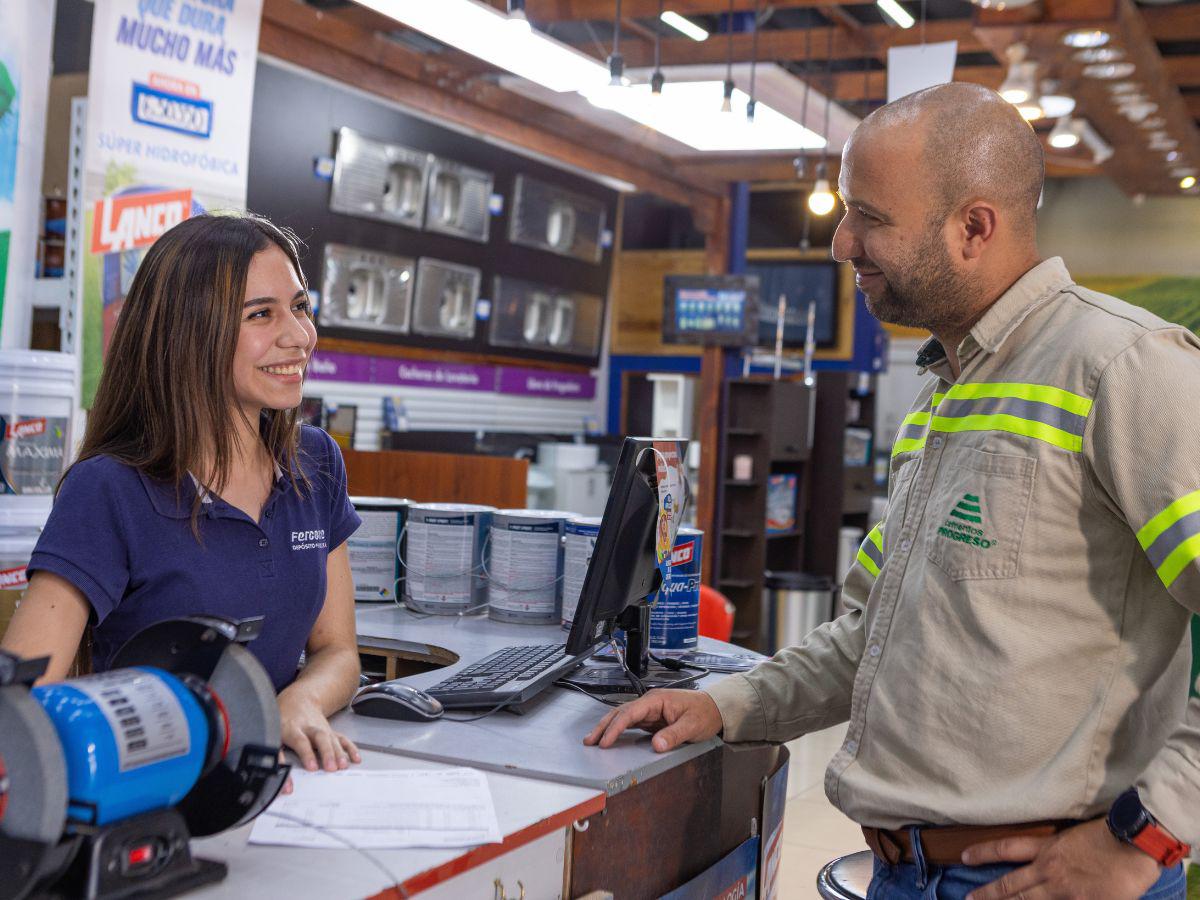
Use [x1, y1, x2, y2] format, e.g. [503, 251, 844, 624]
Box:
[583, 689, 724, 752]
[961, 818, 1162, 900]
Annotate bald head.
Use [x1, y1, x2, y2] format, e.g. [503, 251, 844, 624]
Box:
[854, 83, 1044, 232]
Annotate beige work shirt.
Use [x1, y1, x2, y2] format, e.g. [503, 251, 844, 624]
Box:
[706, 257, 1200, 844]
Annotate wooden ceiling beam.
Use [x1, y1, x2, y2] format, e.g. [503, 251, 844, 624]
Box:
[258, 0, 724, 211]
[526, 0, 804, 18]
[830, 64, 1003, 101]
[1164, 55, 1200, 87]
[1143, 6, 1200, 43]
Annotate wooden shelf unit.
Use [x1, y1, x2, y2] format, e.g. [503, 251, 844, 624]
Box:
[711, 378, 815, 653]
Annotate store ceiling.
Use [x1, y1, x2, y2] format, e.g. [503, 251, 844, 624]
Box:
[304, 0, 1200, 197]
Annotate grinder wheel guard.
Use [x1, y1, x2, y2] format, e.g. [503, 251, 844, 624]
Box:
[110, 617, 289, 837]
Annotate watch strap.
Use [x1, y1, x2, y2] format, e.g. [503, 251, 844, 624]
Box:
[1130, 823, 1190, 868]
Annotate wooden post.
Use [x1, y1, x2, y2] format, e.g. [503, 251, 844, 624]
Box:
[694, 193, 730, 586]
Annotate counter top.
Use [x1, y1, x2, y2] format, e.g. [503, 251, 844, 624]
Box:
[190, 748, 603, 899]
[344, 603, 729, 795]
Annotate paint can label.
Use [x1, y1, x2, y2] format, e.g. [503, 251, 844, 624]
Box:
[650, 529, 702, 650]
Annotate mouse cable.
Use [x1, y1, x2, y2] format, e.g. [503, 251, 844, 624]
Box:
[647, 653, 711, 690]
[261, 809, 408, 898]
[441, 698, 517, 722]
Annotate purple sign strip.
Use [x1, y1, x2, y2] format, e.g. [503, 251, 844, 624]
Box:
[496, 366, 597, 400]
[307, 351, 372, 383]
[307, 351, 596, 400]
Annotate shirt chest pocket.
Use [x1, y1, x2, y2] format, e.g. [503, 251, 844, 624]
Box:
[925, 446, 1036, 580]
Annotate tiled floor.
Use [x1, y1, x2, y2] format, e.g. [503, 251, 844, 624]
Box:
[776, 723, 868, 898]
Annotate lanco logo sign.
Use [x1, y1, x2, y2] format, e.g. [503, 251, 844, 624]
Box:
[91, 189, 193, 254]
[132, 81, 214, 139]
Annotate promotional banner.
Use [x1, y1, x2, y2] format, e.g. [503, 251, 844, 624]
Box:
[0, 1, 54, 347]
[81, 0, 263, 402]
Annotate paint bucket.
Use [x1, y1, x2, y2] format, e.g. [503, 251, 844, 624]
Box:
[348, 497, 408, 602]
[486, 509, 568, 624]
[0, 534, 38, 642]
[403, 503, 494, 614]
[650, 528, 703, 650]
[0, 351, 75, 497]
[561, 516, 602, 629]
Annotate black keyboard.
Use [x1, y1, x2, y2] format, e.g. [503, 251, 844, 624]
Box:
[426, 643, 591, 709]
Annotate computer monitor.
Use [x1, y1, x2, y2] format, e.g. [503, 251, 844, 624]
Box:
[661, 275, 760, 347]
[565, 437, 689, 677]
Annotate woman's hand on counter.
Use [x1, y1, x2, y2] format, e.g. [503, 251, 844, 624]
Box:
[278, 693, 362, 773]
[583, 689, 724, 752]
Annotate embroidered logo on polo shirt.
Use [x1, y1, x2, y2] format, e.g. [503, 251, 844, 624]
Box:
[291, 529, 327, 551]
[937, 493, 997, 549]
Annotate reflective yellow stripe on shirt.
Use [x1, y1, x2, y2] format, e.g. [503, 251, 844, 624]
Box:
[856, 523, 884, 579]
[1137, 489, 1200, 588]
[930, 382, 1093, 453]
[890, 394, 945, 459]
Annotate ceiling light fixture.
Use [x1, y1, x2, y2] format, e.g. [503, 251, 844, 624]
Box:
[721, 0, 735, 112]
[808, 169, 837, 215]
[506, 0, 530, 32]
[1166, 150, 1180, 163]
[351, 0, 608, 93]
[1018, 101, 1045, 121]
[1139, 117, 1167, 130]
[1182, 176, 1197, 191]
[581, 80, 825, 151]
[1000, 44, 1037, 104]
[608, 0, 625, 86]
[1038, 82, 1076, 118]
[1075, 117, 1113, 164]
[1048, 115, 1082, 148]
[660, 10, 709, 41]
[1083, 62, 1136, 79]
[651, 0, 665, 96]
[746, 0, 762, 123]
[1062, 29, 1110, 49]
[1074, 47, 1123, 63]
[877, 0, 916, 29]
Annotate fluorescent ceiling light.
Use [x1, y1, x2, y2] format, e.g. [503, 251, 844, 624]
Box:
[877, 0, 916, 29]
[351, 0, 608, 93]
[580, 80, 826, 152]
[1062, 29, 1110, 49]
[1039, 92, 1075, 118]
[660, 11, 709, 41]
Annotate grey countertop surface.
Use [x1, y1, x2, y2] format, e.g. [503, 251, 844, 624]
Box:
[341, 603, 736, 795]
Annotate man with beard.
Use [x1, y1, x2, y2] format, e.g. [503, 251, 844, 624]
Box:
[584, 83, 1199, 899]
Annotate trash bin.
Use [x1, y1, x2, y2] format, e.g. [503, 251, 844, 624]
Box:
[765, 571, 835, 653]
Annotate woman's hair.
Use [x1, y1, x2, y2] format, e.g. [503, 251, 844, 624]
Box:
[71, 212, 311, 521]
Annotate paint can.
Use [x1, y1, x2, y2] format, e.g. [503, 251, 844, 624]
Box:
[486, 510, 568, 624]
[561, 516, 602, 629]
[650, 528, 703, 650]
[348, 497, 408, 602]
[403, 503, 494, 614]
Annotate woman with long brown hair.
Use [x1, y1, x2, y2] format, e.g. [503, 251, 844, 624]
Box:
[2, 213, 363, 775]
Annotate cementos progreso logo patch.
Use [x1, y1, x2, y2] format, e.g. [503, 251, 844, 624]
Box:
[131, 81, 213, 138]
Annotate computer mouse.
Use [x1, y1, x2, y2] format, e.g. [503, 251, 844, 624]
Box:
[351, 681, 444, 722]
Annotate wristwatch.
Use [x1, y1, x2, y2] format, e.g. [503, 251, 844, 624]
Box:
[1106, 788, 1191, 867]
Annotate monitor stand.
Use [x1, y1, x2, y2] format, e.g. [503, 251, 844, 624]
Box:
[560, 603, 699, 696]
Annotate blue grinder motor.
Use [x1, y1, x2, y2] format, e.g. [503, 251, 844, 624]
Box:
[0, 616, 290, 900]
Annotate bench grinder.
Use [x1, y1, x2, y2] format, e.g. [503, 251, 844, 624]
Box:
[0, 616, 290, 899]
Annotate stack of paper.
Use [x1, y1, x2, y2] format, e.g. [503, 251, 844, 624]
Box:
[249, 767, 502, 849]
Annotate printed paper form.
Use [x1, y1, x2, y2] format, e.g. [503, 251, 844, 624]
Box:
[249, 767, 502, 849]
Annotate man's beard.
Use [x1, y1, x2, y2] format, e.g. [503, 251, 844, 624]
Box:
[862, 228, 977, 334]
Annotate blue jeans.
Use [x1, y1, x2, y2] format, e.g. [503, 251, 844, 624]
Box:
[867, 852, 1186, 899]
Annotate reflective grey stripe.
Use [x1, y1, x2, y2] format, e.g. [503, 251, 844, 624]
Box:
[934, 396, 1088, 437]
[1144, 509, 1200, 570]
[897, 422, 926, 443]
[861, 536, 884, 569]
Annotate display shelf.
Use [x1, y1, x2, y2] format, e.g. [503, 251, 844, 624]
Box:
[712, 378, 816, 653]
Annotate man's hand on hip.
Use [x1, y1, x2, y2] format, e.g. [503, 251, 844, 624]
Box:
[583, 689, 723, 752]
[960, 818, 1162, 900]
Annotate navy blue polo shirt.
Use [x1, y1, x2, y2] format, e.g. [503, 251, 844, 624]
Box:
[28, 426, 361, 691]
